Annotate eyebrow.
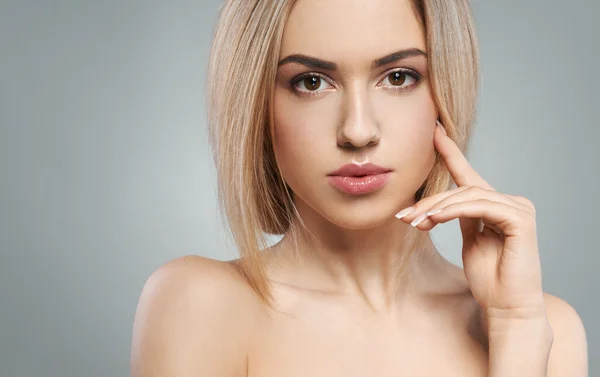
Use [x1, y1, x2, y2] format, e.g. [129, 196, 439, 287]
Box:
[277, 48, 427, 71]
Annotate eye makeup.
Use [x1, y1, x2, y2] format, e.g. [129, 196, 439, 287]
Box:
[287, 67, 423, 98]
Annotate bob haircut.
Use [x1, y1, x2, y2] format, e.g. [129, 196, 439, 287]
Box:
[206, 0, 480, 310]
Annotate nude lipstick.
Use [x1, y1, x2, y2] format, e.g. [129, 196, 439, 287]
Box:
[327, 163, 392, 195]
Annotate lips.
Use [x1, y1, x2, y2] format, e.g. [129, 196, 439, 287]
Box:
[327, 163, 392, 195]
[328, 163, 392, 177]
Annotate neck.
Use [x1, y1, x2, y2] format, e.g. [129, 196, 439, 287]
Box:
[267, 197, 446, 312]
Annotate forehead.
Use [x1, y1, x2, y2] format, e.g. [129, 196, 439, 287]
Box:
[280, 0, 425, 66]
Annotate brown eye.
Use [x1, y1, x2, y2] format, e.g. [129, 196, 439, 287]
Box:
[290, 74, 332, 96]
[303, 76, 321, 91]
[389, 71, 407, 86]
[380, 69, 421, 91]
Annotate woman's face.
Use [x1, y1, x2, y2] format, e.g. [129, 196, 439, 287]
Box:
[273, 0, 438, 230]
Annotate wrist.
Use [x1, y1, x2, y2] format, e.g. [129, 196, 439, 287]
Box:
[486, 318, 554, 377]
[484, 301, 548, 321]
[486, 310, 553, 341]
[488, 318, 554, 346]
[481, 303, 550, 333]
[483, 306, 554, 351]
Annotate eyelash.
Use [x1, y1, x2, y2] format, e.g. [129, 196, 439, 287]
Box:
[288, 68, 422, 98]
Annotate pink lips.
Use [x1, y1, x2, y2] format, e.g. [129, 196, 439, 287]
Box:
[327, 163, 392, 195]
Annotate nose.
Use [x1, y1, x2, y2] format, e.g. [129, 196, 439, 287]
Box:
[336, 86, 380, 149]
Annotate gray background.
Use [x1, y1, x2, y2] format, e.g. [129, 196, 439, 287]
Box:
[0, 1, 597, 376]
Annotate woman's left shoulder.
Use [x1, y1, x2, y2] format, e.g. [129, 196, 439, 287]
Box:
[543, 292, 588, 376]
[543, 292, 586, 338]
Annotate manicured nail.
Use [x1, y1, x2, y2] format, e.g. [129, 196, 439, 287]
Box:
[395, 206, 415, 219]
[411, 213, 428, 227]
[426, 208, 443, 216]
[436, 120, 447, 135]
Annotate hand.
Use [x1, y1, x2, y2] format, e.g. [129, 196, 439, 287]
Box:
[396, 121, 547, 321]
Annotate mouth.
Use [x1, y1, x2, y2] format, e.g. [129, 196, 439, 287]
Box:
[327, 163, 392, 195]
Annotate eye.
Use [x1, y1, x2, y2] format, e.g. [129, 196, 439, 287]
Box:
[379, 69, 421, 91]
[289, 74, 333, 96]
[289, 69, 422, 97]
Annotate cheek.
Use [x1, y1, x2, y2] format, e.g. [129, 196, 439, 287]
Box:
[374, 89, 438, 166]
[272, 89, 338, 181]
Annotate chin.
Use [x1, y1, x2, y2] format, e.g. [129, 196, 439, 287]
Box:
[333, 217, 395, 230]
[316, 197, 401, 230]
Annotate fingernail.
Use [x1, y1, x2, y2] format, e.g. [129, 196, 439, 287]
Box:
[411, 213, 428, 227]
[426, 208, 443, 216]
[436, 120, 447, 135]
[395, 206, 415, 219]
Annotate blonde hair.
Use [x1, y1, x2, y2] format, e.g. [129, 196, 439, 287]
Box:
[206, 0, 480, 309]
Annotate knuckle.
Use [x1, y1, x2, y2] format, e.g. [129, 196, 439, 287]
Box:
[472, 185, 492, 195]
[515, 195, 536, 214]
[465, 185, 480, 194]
[516, 210, 536, 229]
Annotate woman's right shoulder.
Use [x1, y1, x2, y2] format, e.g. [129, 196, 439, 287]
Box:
[130, 255, 261, 377]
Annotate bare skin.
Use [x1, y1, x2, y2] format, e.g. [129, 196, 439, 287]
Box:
[131, 254, 585, 377]
[130, 0, 587, 376]
[244, 238, 490, 377]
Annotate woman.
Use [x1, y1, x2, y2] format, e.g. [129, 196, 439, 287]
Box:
[131, 0, 588, 376]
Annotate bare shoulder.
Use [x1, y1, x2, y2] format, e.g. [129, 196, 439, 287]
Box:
[543, 292, 588, 377]
[431, 262, 588, 376]
[131, 255, 262, 377]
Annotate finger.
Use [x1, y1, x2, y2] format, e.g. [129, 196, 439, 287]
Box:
[394, 185, 471, 220]
[398, 186, 533, 230]
[427, 199, 536, 237]
[504, 194, 536, 214]
[435, 121, 494, 190]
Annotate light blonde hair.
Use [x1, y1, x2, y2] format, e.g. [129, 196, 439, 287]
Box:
[206, 0, 480, 309]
